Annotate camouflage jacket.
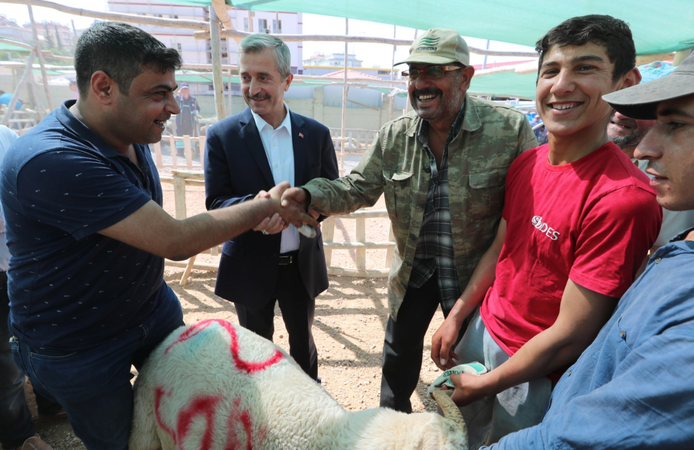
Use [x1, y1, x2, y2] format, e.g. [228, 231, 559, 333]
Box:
[305, 95, 537, 320]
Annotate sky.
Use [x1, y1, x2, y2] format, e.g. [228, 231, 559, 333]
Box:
[1, 0, 108, 29]
[0, 1, 534, 68]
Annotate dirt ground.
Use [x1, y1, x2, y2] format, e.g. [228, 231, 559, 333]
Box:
[12, 182, 448, 450]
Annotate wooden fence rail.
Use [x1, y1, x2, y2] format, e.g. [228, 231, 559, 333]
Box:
[150, 135, 206, 171]
[162, 170, 396, 284]
[321, 210, 395, 278]
[149, 132, 370, 175]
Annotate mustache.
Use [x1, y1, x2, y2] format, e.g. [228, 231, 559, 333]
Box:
[246, 93, 270, 101]
[412, 88, 442, 98]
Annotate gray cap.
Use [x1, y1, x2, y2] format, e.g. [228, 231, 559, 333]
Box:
[395, 28, 469, 67]
[603, 52, 694, 119]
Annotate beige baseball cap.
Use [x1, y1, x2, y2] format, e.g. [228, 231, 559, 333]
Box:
[395, 28, 470, 67]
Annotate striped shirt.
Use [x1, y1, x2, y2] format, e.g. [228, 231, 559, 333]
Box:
[408, 103, 465, 312]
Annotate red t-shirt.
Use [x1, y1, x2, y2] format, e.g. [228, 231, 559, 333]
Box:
[481, 142, 661, 362]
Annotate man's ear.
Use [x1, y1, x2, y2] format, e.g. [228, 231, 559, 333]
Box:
[459, 65, 475, 92]
[284, 72, 294, 92]
[616, 67, 642, 91]
[90, 71, 116, 105]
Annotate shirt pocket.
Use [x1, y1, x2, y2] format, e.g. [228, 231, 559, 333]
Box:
[383, 171, 413, 223]
[468, 167, 508, 220]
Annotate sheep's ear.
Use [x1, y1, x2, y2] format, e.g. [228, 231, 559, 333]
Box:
[431, 390, 468, 444]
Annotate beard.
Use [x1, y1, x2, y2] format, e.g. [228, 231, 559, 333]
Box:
[610, 127, 649, 152]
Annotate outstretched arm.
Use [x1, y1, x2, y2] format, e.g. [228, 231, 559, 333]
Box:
[449, 279, 617, 406]
[100, 182, 317, 260]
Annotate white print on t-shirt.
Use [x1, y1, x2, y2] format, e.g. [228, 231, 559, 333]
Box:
[532, 215, 560, 241]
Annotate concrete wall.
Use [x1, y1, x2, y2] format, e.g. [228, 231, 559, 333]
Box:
[196, 87, 405, 131]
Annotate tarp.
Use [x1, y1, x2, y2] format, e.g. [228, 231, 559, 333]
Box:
[0, 37, 32, 53]
[159, 0, 694, 56]
[470, 71, 537, 100]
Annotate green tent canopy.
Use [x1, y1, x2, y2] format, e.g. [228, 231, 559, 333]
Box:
[156, 1, 693, 99]
[160, 0, 694, 56]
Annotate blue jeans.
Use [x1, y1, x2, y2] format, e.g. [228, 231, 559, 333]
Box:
[11, 291, 184, 450]
[1, 272, 35, 449]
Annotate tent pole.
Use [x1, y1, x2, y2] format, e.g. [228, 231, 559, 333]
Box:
[389, 25, 396, 121]
[209, 6, 226, 120]
[27, 5, 54, 112]
[340, 18, 348, 156]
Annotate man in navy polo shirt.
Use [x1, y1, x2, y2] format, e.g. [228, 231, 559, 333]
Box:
[0, 22, 314, 450]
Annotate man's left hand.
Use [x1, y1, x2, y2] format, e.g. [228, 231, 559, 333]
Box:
[446, 373, 492, 407]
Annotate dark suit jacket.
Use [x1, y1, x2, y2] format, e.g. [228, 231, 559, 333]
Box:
[204, 108, 339, 307]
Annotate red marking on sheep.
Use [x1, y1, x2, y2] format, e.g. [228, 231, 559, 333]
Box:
[155, 387, 222, 450]
[164, 319, 283, 374]
[224, 398, 257, 450]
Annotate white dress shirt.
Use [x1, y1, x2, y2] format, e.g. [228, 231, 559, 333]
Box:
[251, 104, 300, 253]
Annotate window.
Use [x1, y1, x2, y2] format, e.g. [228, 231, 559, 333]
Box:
[272, 19, 282, 34]
[258, 19, 268, 33]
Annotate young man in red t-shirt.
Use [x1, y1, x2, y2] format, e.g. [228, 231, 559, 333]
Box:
[431, 15, 662, 449]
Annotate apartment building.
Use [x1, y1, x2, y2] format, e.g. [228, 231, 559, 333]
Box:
[106, 1, 303, 72]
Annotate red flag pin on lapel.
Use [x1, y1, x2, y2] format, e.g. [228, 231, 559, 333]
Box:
[298, 132, 304, 138]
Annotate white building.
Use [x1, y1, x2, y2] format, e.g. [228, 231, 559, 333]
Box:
[106, 1, 303, 72]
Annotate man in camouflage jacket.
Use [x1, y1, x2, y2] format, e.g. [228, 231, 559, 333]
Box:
[283, 28, 536, 413]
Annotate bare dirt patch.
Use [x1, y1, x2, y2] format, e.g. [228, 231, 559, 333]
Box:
[14, 183, 447, 449]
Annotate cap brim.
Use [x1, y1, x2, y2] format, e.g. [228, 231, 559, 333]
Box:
[394, 54, 459, 66]
[603, 73, 694, 120]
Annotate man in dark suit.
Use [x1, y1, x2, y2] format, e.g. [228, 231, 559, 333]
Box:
[204, 33, 338, 381]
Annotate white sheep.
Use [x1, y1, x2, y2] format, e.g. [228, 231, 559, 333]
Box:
[129, 319, 468, 450]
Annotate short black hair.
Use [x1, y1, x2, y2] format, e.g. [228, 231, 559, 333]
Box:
[535, 15, 636, 81]
[74, 21, 182, 97]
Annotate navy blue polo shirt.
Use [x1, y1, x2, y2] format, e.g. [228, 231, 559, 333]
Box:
[1, 100, 177, 351]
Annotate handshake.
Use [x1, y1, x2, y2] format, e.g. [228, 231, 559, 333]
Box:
[253, 182, 318, 237]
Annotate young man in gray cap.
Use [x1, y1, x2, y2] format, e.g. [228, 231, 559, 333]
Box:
[282, 28, 536, 413]
[608, 85, 694, 255]
[468, 52, 694, 450]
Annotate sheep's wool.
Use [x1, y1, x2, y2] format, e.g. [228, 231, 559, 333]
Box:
[130, 319, 468, 450]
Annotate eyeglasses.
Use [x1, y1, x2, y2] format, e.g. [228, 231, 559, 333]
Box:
[402, 65, 463, 80]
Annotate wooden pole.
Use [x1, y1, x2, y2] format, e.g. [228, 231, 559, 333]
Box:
[209, 6, 226, 120]
[2, 50, 35, 126]
[27, 5, 54, 112]
[227, 68, 233, 116]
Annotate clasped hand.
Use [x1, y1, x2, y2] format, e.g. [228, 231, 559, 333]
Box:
[253, 182, 318, 235]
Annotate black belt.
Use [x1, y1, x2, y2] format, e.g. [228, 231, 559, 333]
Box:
[278, 251, 299, 266]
